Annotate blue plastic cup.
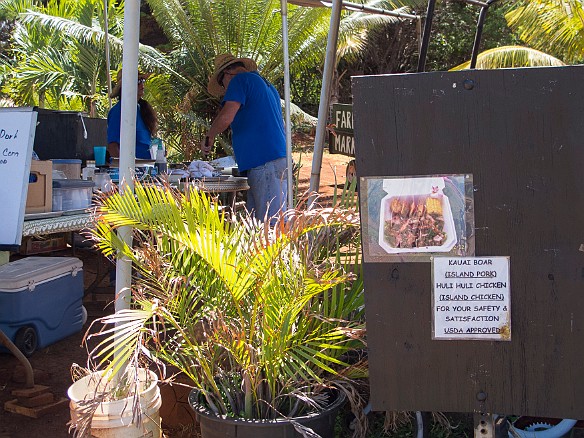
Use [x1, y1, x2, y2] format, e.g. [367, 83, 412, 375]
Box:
[94, 146, 107, 166]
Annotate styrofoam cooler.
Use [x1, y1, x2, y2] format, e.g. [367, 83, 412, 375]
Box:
[0, 257, 85, 356]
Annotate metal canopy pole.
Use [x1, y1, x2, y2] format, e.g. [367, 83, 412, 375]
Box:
[288, 0, 417, 19]
[417, 0, 436, 72]
[103, 0, 112, 109]
[281, 0, 294, 208]
[308, 0, 342, 207]
[114, 0, 139, 313]
[470, 0, 498, 69]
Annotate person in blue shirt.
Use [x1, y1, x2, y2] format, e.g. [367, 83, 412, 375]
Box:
[202, 53, 287, 222]
[107, 69, 158, 160]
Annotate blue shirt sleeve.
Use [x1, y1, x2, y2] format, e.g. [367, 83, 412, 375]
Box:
[222, 74, 248, 107]
[107, 103, 121, 144]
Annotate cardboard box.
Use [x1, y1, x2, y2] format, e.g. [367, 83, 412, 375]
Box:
[26, 160, 52, 213]
[19, 234, 68, 255]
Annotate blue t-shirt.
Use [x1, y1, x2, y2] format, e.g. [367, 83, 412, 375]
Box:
[107, 101, 152, 159]
[222, 71, 286, 171]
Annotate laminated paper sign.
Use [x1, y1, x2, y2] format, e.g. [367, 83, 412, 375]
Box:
[359, 175, 475, 263]
[432, 256, 511, 341]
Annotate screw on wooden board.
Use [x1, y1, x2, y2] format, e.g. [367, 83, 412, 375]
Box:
[476, 391, 487, 401]
[390, 267, 399, 280]
[463, 79, 475, 90]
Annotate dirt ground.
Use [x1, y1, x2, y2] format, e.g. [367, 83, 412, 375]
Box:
[0, 144, 354, 438]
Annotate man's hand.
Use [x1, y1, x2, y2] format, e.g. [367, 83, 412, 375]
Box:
[202, 101, 240, 155]
[200, 135, 213, 155]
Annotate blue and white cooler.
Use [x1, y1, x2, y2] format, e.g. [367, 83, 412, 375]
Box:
[0, 257, 86, 357]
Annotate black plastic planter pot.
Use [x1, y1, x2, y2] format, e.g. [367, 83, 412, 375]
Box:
[188, 389, 346, 438]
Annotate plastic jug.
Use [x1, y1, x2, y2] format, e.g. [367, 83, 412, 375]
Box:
[82, 160, 96, 181]
[154, 139, 167, 174]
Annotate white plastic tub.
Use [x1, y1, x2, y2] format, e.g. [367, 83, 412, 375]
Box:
[68, 368, 162, 438]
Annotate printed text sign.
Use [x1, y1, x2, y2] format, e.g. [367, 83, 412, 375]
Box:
[432, 256, 511, 341]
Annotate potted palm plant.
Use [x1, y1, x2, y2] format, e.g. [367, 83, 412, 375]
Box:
[80, 180, 367, 438]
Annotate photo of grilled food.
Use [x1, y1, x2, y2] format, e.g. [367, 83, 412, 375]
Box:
[384, 195, 447, 248]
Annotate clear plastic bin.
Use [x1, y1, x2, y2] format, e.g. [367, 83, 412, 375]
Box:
[52, 179, 94, 211]
[52, 159, 82, 179]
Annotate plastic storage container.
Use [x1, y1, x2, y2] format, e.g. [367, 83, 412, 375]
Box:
[52, 179, 95, 211]
[0, 257, 85, 356]
[52, 158, 82, 180]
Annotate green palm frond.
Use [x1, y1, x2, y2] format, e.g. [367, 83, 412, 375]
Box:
[450, 45, 566, 70]
[87, 181, 365, 420]
[505, 0, 584, 64]
[20, 11, 170, 73]
[340, 6, 412, 35]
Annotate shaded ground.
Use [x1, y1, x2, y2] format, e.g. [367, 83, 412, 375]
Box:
[0, 143, 354, 438]
[0, 247, 116, 438]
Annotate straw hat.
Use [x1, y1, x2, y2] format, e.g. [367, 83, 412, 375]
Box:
[207, 53, 257, 96]
[110, 69, 150, 98]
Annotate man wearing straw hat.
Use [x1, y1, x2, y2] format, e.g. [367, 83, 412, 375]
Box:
[202, 53, 287, 221]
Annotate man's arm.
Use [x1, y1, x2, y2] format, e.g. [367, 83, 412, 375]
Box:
[201, 101, 241, 154]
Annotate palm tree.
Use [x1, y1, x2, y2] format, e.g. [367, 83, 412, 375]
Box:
[505, 0, 584, 64]
[1, 0, 421, 159]
[450, 0, 582, 70]
[450, 45, 565, 70]
[83, 181, 366, 426]
[135, 0, 421, 159]
[1, 0, 120, 114]
[0, 0, 171, 116]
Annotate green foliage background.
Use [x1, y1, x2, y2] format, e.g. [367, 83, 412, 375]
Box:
[0, 0, 581, 159]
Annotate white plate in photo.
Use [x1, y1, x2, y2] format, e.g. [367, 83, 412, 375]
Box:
[377, 193, 457, 254]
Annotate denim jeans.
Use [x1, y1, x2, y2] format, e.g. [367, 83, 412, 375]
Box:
[246, 157, 288, 221]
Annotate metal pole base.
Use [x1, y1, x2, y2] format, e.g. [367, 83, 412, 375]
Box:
[475, 413, 509, 438]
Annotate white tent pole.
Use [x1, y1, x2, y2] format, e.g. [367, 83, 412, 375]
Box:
[281, 0, 294, 208]
[114, 0, 139, 314]
[308, 0, 342, 208]
[103, 0, 112, 109]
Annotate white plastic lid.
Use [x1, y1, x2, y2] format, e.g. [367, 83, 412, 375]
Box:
[0, 257, 83, 292]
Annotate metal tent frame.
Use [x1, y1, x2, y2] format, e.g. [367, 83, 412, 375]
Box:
[111, 0, 497, 309]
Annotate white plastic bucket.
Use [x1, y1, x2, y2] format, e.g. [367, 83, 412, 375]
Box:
[68, 369, 162, 438]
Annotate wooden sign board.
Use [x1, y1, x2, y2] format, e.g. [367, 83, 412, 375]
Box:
[328, 131, 355, 156]
[329, 103, 355, 157]
[352, 65, 584, 418]
[0, 108, 38, 248]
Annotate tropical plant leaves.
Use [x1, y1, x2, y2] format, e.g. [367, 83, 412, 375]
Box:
[87, 181, 365, 421]
[450, 45, 566, 70]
